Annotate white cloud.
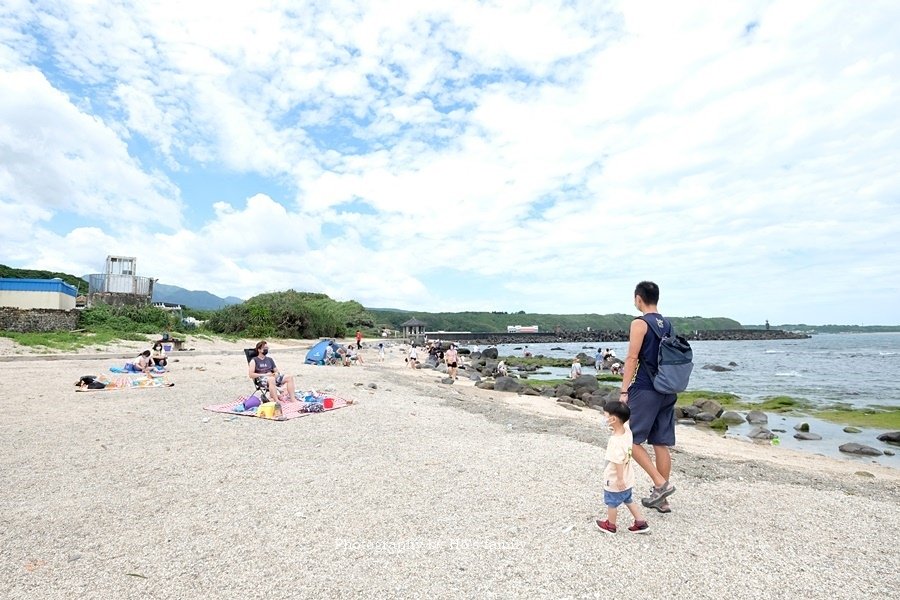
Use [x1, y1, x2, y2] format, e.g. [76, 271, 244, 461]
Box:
[0, 0, 899, 323]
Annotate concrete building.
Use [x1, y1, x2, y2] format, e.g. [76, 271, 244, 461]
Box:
[87, 255, 155, 307]
[0, 278, 78, 310]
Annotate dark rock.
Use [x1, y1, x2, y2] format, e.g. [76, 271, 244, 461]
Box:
[877, 431, 900, 445]
[793, 432, 822, 440]
[694, 412, 717, 422]
[571, 374, 599, 393]
[540, 387, 556, 397]
[558, 403, 582, 411]
[551, 347, 564, 351]
[367, 383, 377, 389]
[440, 377, 454, 385]
[468, 373, 482, 383]
[794, 422, 810, 432]
[728, 361, 738, 367]
[573, 398, 587, 408]
[494, 377, 523, 393]
[457, 348, 471, 355]
[481, 347, 499, 359]
[693, 399, 723, 418]
[708, 418, 729, 430]
[677, 419, 696, 425]
[521, 387, 540, 396]
[720, 411, 745, 424]
[839, 443, 882, 456]
[772, 428, 787, 433]
[556, 397, 573, 404]
[843, 426, 861, 434]
[475, 381, 494, 390]
[747, 426, 776, 440]
[681, 405, 701, 419]
[588, 393, 609, 409]
[556, 383, 575, 398]
[746, 410, 768, 425]
[884, 450, 896, 456]
[702, 364, 732, 372]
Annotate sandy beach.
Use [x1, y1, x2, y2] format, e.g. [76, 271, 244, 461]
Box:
[1, 335, 898, 599]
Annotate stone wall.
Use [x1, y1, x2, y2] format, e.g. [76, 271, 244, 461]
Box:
[0, 307, 79, 332]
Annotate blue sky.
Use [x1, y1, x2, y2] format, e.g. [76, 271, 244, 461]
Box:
[1, 0, 899, 324]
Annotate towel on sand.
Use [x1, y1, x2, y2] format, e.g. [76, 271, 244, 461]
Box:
[203, 396, 351, 421]
[76, 374, 174, 392]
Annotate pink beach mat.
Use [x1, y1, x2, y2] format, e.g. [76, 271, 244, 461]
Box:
[203, 396, 352, 421]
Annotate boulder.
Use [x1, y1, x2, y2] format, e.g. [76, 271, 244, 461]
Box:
[692, 399, 723, 418]
[793, 432, 822, 440]
[876, 431, 900, 445]
[728, 361, 738, 367]
[571, 374, 599, 393]
[468, 373, 482, 383]
[475, 381, 495, 390]
[681, 405, 701, 419]
[884, 450, 896, 456]
[556, 397, 573, 405]
[720, 411, 745, 424]
[746, 410, 768, 425]
[540, 387, 557, 397]
[494, 377, 523, 393]
[702, 364, 732, 372]
[521, 387, 540, 396]
[794, 422, 810, 432]
[839, 443, 882, 456]
[708, 418, 729, 431]
[555, 384, 575, 398]
[440, 377, 454, 385]
[843, 426, 861, 434]
[481, 347, 499, 359]
[573, 398, 587, 408]
[748, 426, 776, 440]
[694, 412, 717, 422]
[588, 393, 609, 409]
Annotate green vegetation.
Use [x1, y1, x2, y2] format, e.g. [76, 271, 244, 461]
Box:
[206, 290, 374, 339]
[678, 390, 900, 429]
[0, 263, 89, 294]
[813, 407, 900, 429]
[1, 304, 182, 351]
[370, 309, 741, 333]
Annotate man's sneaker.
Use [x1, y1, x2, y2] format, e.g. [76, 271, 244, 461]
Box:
[595, 519, 617, 534]
[628, 520, 650, 534]
[641, 481, 676, 508]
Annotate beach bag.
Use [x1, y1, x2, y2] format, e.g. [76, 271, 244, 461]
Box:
[641, 315, 693, 394]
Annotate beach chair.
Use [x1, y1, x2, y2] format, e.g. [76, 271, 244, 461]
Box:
[244, 348, 283, 402]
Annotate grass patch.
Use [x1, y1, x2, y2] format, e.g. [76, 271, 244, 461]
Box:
[597, 374, 623, 382]
[503, 356, 572, 368]
[811, 407, 900, 429]
[676, 390, 742, 407]
[746, 396, 814, 413]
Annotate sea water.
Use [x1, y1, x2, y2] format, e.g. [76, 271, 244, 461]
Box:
[484, 333, 900, 467]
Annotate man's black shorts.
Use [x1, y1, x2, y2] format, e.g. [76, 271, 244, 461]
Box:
[628, 387, 677, 446]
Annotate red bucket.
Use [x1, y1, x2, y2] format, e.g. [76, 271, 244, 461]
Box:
[323, 397, 334, 409]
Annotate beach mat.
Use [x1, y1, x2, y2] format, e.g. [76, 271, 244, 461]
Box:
[203, 396, 351, 421]
[76, 375, 174, 392]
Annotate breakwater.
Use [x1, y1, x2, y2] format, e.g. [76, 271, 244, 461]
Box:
[423, 329, 809, 345]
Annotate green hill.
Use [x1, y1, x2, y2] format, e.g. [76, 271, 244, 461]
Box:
[0, 264, 88, 295]
[367, 309, 741, 333]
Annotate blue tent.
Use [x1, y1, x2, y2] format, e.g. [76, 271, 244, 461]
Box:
[305, 339, 335, 365]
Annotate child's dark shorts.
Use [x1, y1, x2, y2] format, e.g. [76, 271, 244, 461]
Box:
[628, 387, 677, 446]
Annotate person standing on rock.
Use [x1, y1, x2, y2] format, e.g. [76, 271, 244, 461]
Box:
[620, 281, 677, 513]
[445, 344, 460, 380]
[570, 358, 582, 379]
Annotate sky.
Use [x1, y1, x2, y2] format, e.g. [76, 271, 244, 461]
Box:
[1, 1, 898, 325]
